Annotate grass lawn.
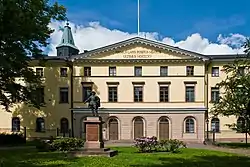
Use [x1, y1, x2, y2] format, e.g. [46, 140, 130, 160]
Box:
[217, 142, 250, 149]
[0, 147, 250, 167]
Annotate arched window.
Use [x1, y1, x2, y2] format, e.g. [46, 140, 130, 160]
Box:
[12, 117, 20, 132]
[211, 118, 220, 132]
[60, 118, 69, 133]
[36, 118, 45, 132]
[185, 117, 195, 133]
[237, 117, 245, 132]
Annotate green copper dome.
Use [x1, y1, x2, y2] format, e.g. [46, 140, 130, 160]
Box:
[56, 22, 79, 50]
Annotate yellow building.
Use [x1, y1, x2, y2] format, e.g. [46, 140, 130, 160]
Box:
[0, 23, 246, 143]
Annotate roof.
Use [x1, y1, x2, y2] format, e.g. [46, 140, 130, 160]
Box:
[71, 37, 210, 61]
[56, 23, 79, 51]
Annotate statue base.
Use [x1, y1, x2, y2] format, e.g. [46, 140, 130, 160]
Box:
[69, 116, 118, 157]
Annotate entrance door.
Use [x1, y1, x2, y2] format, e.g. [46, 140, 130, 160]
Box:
[134, 117, 144, 139]
[159, 117, 169, 140]
[109, 118, 118, 140]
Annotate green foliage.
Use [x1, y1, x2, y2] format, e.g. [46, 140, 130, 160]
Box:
[134, 136, 158, 152]
[158, 139, 187, 153]
[211, 58, 250, 136]
[50, 137, 85, 152]
[0, 0, 66, 110]
[0, 133, 26, 146]
[134, 137, 186, 153]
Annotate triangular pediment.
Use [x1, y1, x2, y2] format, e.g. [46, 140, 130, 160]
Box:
[72, 37, 209, 61]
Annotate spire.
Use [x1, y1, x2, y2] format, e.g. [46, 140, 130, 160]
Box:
[56, 22, 79, 57]
[56, 22, 79, 51]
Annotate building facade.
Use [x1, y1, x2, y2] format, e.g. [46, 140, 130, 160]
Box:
[0, 23, 247, 143]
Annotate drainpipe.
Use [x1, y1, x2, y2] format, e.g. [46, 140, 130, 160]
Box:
[205, 61, 210, 140]
[69, 61, 74, 137]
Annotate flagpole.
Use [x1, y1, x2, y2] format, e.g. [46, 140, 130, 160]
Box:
[137, 0, 140, 36]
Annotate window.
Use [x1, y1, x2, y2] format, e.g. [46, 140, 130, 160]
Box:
[134, 86, 143, 102]
[35, 87, 44, 104]
[84, 67, 91, 76]
[60, 118, 69, 133]
[59, 87, 68, 103]
[12, 117, 20, 132]
[160, 66, 168, 76]
[82, 86, 92, 101]
[238, 67, 245, 75]
[159, 86, 169, 102]
[109, 67, 116, 76]
[186, 66, 194, 76]
[36, 118, 45, 132]
[211, 87, 220, 102]
[237, 117, 245, 132]
[185, 86, 195, 102]
[36, 68, 44, 77]
[211, 67, 219, 77]
[108, 87, 118, 102]
[211, 118, 220, 132]
[134, 66, 142, 76]
[185, 117, 195, 133]
[60, 68, 68, 77]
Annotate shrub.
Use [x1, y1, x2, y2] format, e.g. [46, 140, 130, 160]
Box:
[134, 136, 158, 152]
[35, 139, 56, 152]
[0, 133, 26, 146]
[134, 137, 186, 153]
[159, 139, 186, 153]
[50, 137, 85, 152]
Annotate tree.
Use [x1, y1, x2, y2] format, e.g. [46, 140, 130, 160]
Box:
[0, 0, 66, 111]
[211, 43, 250, 144]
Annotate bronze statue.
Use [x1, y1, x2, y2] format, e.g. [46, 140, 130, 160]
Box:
[84, 91, 100, 116]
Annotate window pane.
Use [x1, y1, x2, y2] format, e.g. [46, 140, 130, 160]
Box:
[211, 88, 219, 102]
[60, 68, 67, 77]
[134, 67, 142, 76]
[82, 86, 92, 101]
[186, 66, 194, 76]
[60, 88, 68, 103]
[109, 67, 116, 76]
[134, 86, 143, 102]
[84, 67, 91, 76]
[160, 66, 168, 76]
[212, 67, 219, 77]
[12, 117, 20, 132]
[211, 118, 220, 132]
[185, 119, 194, 133]
[108, 87, 118, 102]
[185, 86, 195, 102]
[159, 86, 169, 102]
[36, 68, 44, 77]
[36, 118, 45, 132]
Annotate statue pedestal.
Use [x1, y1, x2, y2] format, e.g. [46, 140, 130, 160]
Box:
[84, 116, 104, 149]
[70, 116, 118, 157]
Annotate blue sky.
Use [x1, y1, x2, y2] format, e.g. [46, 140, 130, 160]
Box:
[52, 0, 249, 42]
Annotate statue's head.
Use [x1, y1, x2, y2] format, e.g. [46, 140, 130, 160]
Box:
[91, 91, 96, 95]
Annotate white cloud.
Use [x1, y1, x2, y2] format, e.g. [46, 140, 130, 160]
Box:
[48, 21, 246, 56]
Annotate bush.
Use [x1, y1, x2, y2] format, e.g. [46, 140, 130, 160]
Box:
[0, 133, 26, 146]
[134, 136, 158, 152]
[134, 137, 186, 153]
[50, 137, 85, 152]
[159, 139, 186, 153]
